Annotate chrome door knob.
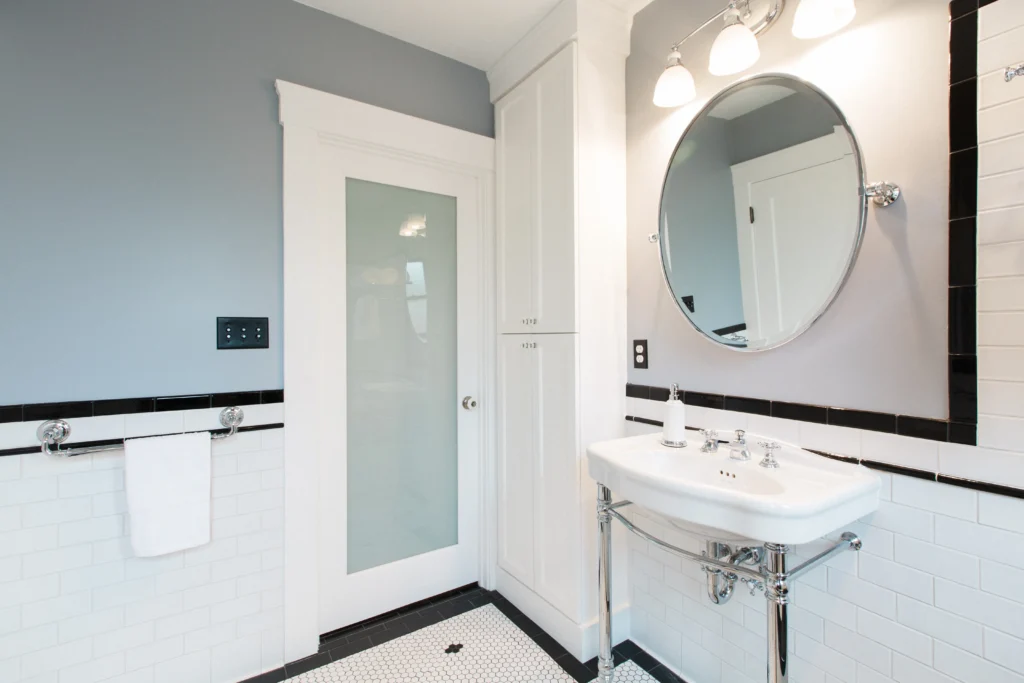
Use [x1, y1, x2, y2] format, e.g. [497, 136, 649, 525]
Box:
[462, 396, 478, 410]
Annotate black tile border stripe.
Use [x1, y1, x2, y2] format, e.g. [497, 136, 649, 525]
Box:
[0, 422, 285, 458]
[625, 413, 1023, 499]
[0, 389, 284, 425]
[244, 587, 689, 683]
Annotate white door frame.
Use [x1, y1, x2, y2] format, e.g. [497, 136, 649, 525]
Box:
[277, 80, 497, 662]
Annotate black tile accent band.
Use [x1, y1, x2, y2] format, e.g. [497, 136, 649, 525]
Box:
[0, 423, 285, 459]
[627, 416, 1022, 499]
[626, 384, 928, 437]
[0, 389, 285, 426]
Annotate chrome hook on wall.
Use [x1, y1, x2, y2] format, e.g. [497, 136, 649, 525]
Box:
[1007, 63, 1024, 83]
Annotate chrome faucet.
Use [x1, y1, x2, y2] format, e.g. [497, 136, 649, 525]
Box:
[758, 440, 781, 469]
[729, 430, 751, 461]
[699, 429, 719, 453]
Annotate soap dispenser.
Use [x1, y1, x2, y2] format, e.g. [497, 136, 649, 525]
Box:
[662, 383, 687, 448]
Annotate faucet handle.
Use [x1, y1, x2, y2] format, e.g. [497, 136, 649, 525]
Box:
[699, 429, 719, 453]
[758, 440, 781, 469]
[734, 429, 746, 443]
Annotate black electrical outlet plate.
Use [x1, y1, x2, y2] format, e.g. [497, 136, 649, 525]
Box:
[217, 317, 269, 350]
[633, 340, 648, 369]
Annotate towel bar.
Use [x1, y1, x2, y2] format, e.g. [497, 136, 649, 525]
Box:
[36, 406, 245, 457]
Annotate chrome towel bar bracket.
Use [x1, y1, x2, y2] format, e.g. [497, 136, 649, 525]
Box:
[1006, 63, 1024, 83]
[37, 406, 245, 457]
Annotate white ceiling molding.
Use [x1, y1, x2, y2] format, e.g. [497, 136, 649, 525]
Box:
[486, 0, 635, 103]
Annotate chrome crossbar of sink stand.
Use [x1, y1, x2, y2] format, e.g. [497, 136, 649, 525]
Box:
[595, 484, 862, 683]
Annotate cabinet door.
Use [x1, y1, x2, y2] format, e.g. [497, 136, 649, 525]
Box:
[533, 333, 579, 618]
[496, 44, 577, 334]
[532, 45, 577, 334]
[496, 335, 537, 586]
[496, 81, 537, 334]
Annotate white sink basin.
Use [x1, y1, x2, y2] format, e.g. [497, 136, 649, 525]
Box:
[587, 431, 880, 545]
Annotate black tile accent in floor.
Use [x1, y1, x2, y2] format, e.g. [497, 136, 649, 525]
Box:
[243, 586, 687, 683]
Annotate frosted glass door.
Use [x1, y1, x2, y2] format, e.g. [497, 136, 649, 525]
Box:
[346, 178, 458, 574]
[316, 139, 481, 636]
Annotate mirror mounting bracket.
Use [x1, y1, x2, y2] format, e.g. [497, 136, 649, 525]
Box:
[864, 181, 901, 207]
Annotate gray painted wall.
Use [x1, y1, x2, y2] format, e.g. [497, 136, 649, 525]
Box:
[626, 0, 950, 418]
[726, 93, 838, 164]
[662, 117, 745, 335]
[0, 0, 493, 405]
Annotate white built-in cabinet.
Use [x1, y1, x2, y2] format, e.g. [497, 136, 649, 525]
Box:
[492, 27, 627, 660]
[496, 45, 577, 335]
[497, 334, 579, 618]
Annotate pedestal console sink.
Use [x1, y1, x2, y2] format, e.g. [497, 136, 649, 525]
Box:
[587, 430, 881, 683]
[588, 432, 880, 545]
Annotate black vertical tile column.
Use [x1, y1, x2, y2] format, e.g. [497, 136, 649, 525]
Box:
[947, 2, 979, 442]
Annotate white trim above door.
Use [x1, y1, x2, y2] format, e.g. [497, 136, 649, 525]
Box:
[277, 81, 496, 663]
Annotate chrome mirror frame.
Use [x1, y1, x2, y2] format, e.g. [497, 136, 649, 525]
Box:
[657, 72, 881, 353]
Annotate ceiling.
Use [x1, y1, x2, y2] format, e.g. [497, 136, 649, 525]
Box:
[295, 0, 652, 71]
[709, 85, 794, 120]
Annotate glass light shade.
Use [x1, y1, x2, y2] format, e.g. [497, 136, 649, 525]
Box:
[792, 0, 856, 39]
[708, 22, 760, 76]
[653, 52, 696, 108]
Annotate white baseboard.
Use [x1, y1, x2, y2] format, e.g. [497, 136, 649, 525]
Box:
[495, 567, 630, 662]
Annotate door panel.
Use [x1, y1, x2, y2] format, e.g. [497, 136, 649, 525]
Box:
[747, 156, 857, 341]
[345, 178, 459, 575]
[533, 45, 578, 334]
[495, 44, 577, 335]
[317, 144, 481, 635]
[496, 335, 536, 586]
[533, 333, 579, 617]
[496, 88, 536, 334]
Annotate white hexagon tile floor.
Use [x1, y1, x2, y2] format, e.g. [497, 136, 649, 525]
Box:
[288, 604, 658, 682]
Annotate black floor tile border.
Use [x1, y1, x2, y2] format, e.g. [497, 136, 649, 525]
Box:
[244, 587, 689, 683]
[0, 389, 284, 425]
[0, 422, 285, 458]
[625, 413, 1024, 500]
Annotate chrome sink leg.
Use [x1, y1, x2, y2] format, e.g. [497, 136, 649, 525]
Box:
[764, 543, 791, 683]
[597, 484, 614, 683]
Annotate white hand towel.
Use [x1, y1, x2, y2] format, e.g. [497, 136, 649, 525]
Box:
[125, 431, 211, 557]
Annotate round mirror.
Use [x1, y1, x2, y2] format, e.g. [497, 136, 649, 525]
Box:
[659, 74, 865, 351]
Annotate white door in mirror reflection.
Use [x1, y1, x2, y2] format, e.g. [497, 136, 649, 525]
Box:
[731, 127, 859, 349]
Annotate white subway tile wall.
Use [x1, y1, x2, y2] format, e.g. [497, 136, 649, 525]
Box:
[0, 429, 284, 683]
[978, 0, 1024, 453]
[624, 409, 1024, 683]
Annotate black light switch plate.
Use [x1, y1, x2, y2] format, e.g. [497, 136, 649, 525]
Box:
[633, 340, 648, 369]
[217, 317, 269, 349]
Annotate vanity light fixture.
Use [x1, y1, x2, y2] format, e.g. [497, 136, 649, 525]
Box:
[791, 0, 856, 39]
[708, 5, 761, 76]
[653, 0, 785, 107]
[653, 51, 697, 107]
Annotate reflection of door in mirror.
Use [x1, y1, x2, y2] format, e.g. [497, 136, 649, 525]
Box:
[730, 127, 859, 348]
